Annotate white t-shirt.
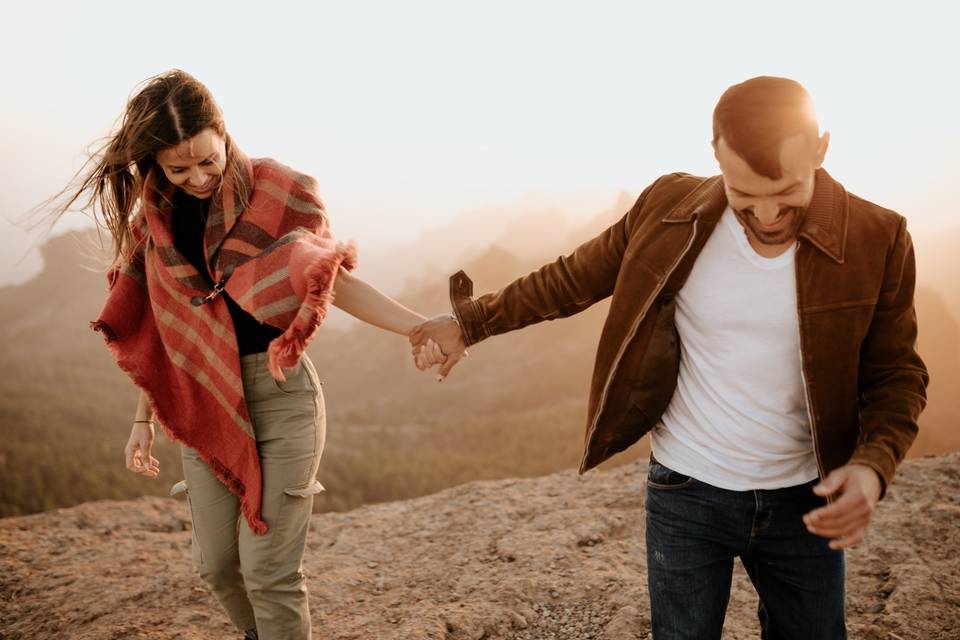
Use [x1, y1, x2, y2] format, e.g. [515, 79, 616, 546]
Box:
[650, 207, 820, 490]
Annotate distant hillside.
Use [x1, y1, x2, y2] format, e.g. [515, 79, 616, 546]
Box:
[1, 209, 958, 521]
[0, 200, 642, 520]
[914, 227, 960, 322]
[1, 453, 958, 639]
[353, 191, 636, 298]
[914, 287, 960, 453]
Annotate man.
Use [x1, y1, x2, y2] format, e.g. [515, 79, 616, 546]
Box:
[409, 76, 929, 639]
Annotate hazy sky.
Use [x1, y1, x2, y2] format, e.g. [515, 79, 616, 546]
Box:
[2, 0, 958, 286]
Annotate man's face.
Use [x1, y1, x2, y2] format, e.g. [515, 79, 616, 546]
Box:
[714, 133, 828, 246]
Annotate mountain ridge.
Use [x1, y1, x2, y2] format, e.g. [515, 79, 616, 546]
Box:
[1, 215, 958, 522]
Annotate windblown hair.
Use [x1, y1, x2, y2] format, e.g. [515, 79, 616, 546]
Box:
[42, 69, 250, 265]
[712, 76, 820, 180]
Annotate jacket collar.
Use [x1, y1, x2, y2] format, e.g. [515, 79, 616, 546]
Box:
[660, 174, 725, 224]
[797, 167, 848, 264]
[660, 168, 847, 264]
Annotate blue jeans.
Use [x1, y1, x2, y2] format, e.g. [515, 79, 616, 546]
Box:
[645, 456, 846, 640]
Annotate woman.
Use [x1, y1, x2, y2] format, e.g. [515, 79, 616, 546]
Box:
[48, 69, 444, 640]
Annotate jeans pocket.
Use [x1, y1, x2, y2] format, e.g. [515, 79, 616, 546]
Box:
[646, 459, 696, 490]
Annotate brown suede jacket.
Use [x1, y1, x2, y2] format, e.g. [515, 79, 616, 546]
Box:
[449, 169, 928, 498]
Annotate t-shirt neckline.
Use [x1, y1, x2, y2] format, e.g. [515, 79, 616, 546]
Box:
[722, 207, 796, 270]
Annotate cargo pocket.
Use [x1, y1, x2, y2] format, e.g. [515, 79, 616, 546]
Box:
[254, 479, 326, 574]
[170, 479, 203, 566]
[169, 479, 188, 497]
[283, 479, 326, 498]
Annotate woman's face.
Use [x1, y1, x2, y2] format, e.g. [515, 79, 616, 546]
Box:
[155, 128, 227, 199]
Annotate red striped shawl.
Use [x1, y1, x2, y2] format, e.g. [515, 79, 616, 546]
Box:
[92, 151, 357, 534]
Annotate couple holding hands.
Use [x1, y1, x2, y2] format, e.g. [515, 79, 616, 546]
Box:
[58, 70, 925, 639]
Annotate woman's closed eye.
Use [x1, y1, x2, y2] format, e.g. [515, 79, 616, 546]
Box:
[170, 160, 215, 174]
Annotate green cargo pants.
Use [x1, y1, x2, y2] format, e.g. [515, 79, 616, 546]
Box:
[170, 351, 326, 640]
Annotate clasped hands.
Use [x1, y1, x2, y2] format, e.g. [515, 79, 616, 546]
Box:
[408, 313, 468, 381]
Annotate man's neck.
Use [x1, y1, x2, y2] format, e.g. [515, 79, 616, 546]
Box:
[744, 230, 796, 258]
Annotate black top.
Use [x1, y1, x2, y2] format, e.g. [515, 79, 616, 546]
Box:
[171, 190, 283, 356]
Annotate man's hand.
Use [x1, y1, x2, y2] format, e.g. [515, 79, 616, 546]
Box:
[803, 464, 883, 550]
[409, 314, 468, 381]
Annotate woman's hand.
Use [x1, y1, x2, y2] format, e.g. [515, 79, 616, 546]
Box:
[414, 338, 448, 370]
[125, 422, 160, 478]
[410, 314, 469, 381]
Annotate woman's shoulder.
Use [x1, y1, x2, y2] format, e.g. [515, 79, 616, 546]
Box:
[251, 157, 319, 192]
[249, 157, 325, 212]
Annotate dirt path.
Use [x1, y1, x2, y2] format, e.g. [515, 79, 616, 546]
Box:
[2, 454, 958, 639]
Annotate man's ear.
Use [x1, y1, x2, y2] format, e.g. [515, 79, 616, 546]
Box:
[815, 131, 830, 169]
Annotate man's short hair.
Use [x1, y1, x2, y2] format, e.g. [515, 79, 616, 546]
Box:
[713, 76, 819, 180]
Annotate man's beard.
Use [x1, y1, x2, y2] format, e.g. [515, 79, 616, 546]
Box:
[732, 206, 806, 246]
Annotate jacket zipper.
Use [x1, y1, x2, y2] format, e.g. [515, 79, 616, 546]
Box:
[579, 215, 700, 473]
[798, 352, 829, 501]
[794, 258, 831, 503]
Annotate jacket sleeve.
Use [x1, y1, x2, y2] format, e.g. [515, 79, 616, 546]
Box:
[848, 216, 929, 498]
[450, 177, 662, 346]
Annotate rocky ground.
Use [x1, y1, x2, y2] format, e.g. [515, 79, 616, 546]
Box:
[1, 453, 958, 640]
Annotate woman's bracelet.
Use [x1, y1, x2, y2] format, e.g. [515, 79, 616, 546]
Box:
[133, 420, 155, 424]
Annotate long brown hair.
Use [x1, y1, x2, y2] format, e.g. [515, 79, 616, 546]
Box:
[42, 69, 249, 266]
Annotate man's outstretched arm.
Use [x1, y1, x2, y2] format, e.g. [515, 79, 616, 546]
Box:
[410, 177, 664, 379]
